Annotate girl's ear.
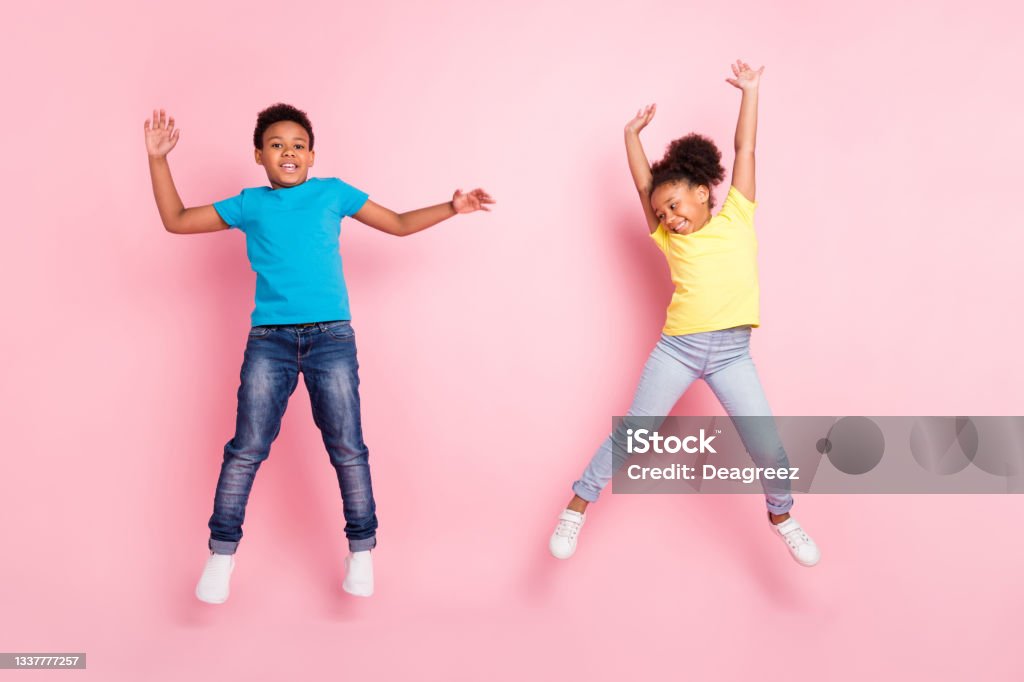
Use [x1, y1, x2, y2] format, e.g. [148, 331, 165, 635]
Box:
[697, 185, 710, 205]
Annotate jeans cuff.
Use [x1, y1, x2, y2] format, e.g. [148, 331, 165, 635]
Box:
[209, 539, 239, 555]
[766, 497, 794, 515]
[349, 536, 376, 552]
[571, 481, 600, 504]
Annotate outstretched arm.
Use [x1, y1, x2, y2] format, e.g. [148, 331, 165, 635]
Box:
[725, 60, 764, 202]
[145, 109, 228, 235]
[352, 189, 495, 237]
[624, 104, 660, 233]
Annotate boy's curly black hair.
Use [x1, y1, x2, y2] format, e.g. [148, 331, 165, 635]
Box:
[650, 133, 726, 209]
[253, 103, 315, 150]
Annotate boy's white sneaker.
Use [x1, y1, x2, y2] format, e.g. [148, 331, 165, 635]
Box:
[770, 517, 821, 567]
[196, 552, 235, 604]
[549, 509, 586, 559]
[342, 551, 374, 597]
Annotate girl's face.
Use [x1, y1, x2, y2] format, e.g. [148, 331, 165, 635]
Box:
[651, 181, 710, 234]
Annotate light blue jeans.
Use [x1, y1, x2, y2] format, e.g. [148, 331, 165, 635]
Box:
[573, 326, 794, 514]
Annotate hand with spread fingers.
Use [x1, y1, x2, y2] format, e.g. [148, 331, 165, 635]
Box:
[625, 103, 657, 136]
[144, 108, 180, 158]
[452, 188, 496, 214]
[725, 60, 764, 91]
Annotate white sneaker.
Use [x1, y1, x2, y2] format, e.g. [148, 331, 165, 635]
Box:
[770, 517, 820, 567]
[549, 509, 586, 559]
[342, 551, 374, 597]
[196, 552, 235, 604]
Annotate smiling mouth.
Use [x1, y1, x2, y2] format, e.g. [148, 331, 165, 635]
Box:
[281, 163, 298, 172]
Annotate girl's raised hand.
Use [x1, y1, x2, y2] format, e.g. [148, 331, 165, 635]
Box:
[144, 108, 180, 158]
[452, 188, 495, 214]
[625, 104, 656, 135]
[725, 60, 764, 91]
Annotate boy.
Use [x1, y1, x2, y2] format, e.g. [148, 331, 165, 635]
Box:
[144, 104, 494, 603]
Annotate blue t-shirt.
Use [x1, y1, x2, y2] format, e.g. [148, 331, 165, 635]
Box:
[213, 177, 369, 325]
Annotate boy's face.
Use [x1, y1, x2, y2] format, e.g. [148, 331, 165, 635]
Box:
[255, 120, 315, 189]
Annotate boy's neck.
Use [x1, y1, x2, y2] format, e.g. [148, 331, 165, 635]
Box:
[269, 177, 311, 191]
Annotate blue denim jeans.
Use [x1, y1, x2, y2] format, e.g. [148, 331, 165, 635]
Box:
[573, 326, 794, 514]
[208, 321, 378, 554]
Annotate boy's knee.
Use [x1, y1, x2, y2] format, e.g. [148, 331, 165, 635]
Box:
[328, 444, 369, 466]
[223, 438, 272, 463]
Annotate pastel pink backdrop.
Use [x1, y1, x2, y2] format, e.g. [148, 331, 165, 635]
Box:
[3, 0, 1022, 679]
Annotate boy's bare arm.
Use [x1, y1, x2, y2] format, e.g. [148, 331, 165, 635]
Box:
[145, 109, 228, 235]
[353, 189, 495, 237]
[624, 104, 660, 233]
[725, 61, 763, 203]
[148, 156, 228, 234]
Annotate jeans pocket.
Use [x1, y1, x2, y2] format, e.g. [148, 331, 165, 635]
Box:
[324, 321, 354, 341]
[248, 326, 273, 338]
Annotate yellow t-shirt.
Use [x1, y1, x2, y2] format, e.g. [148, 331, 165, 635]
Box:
[649, 186, 760, 336]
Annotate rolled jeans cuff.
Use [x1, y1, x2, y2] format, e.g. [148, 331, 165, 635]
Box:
[766, 496, 794, 515]
[571, 481, 600, 504]
[209, 539, 239, 555]
[349, 536, 377, 552]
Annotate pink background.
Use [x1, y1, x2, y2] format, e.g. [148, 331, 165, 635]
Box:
[3, 0, 1023, 679]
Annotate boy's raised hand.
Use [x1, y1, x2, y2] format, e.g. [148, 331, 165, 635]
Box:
[452, 188, 495, 214]
[725, 60, 764, 91]
[625, 103, 656, 135]
[144, 108, 180, 158]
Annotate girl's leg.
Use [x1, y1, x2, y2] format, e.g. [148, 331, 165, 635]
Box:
[705, 330, 820, 566]
[703, 332, 794, 516]
[571, 335, 703, 505]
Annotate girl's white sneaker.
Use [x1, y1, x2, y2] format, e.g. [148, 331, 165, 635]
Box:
[549, 509, 586, 559]
[770, 517, 821, 567]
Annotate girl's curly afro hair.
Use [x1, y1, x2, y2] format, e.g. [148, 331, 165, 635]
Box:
[253, 103, 315, 150]
[650, 133, 726, 209]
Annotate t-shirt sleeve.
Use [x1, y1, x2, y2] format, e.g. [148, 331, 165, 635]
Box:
[717, 186, 757, 228]
[334, 178, 370, 217]
[649, 223, 671, 253]
[213, 192, 245, 231]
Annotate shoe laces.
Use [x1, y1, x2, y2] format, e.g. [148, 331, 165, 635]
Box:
[555, 516, 582, 539]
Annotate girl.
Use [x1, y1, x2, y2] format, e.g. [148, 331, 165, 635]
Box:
[549, 61, 819, 567]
